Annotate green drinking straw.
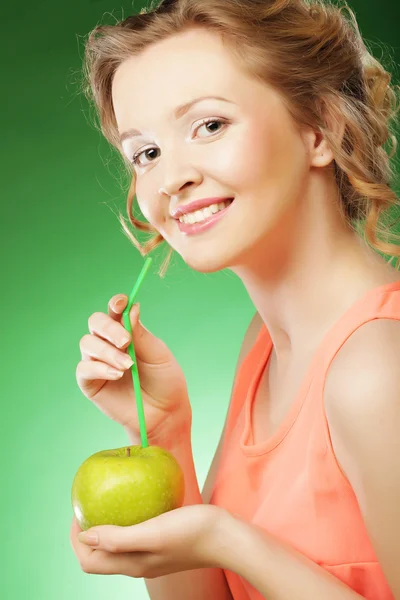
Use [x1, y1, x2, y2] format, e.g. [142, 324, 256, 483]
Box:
[121, 256, 153, 448]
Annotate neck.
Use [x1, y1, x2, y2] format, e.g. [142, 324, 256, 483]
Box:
[230, 171, 395, 363]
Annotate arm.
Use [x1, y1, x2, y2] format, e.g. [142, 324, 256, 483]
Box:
[124, 429, 233, 600]
[126, 310, 263, 600]
[214, 511, 366, 599]
[207, 319, 400, 600]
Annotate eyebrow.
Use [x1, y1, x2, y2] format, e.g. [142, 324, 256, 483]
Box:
[119, 95, 234, 143]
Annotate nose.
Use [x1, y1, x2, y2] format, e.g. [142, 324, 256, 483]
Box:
[159, 181, 194, 196]
[158, 155, 202, 198]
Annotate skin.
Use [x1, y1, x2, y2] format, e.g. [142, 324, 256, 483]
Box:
[112, 27, 399, 368]
[70, 27, 400, 598]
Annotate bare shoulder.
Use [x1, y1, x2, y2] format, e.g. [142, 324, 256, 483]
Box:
[325, 318, 400, 413]
[323, 317, 400, 477]
[323, 318, 400, 598]
[324, 319, 400, 442]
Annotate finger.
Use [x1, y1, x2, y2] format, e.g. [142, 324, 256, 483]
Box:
[87, 310, 136, 350]
[76, 359, 126, 398]
[70, 514, 82, 538]
[79, 548, 154, 577]
[107, 295, 141, 344]
[71, 516, 159, 577]
[87, 301, 169, 366]
[78, 520, 161, 554]
[108, 294, 128, 321]
[107, 295, 142, 341]
[70, 515, 96, 568]
[79, 334, 134, 371]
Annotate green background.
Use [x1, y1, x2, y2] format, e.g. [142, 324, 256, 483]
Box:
[2, 0, 399, 598]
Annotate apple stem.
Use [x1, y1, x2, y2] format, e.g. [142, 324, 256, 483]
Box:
[126, 447, 130, 457]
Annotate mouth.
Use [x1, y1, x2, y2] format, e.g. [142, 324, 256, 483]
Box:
[176, 198, 234, 235]
[176, 198, 234, 224]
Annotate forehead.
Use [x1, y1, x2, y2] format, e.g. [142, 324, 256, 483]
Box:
[112, 29, 254, 125]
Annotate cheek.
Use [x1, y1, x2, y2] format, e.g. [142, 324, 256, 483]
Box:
[247, 119, 299, 179]
[235, 117, 307, 212]
[135, 183, 157, 225]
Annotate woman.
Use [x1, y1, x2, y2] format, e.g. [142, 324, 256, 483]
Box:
[71, 1, 400, 598]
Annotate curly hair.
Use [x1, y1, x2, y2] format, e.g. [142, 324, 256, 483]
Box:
[80, 0, 400, 277]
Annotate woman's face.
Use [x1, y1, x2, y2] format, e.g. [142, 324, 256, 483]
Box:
[112, 28, 317, 273]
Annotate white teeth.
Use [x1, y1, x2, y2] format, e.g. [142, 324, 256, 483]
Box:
[179, 200, 232, 224]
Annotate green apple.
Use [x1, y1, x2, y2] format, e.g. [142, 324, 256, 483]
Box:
[71, 445, 185, 531]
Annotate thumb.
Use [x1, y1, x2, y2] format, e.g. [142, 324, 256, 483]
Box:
[127, 304, 172, 364]
[78, 522, 156, 553]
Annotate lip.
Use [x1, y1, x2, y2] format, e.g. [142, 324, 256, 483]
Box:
[176, 200, 234, 235]
[171, 197, 234, 219]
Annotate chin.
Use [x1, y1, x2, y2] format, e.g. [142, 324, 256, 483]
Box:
[179, 248, 234, 274]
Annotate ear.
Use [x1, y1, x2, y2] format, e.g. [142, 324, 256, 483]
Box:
[304, 98, 346, 168]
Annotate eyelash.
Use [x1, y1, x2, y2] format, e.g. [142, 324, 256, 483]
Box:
[130, 117, 229, 167]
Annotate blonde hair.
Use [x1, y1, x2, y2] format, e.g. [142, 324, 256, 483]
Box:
[80, 0, 400, 277]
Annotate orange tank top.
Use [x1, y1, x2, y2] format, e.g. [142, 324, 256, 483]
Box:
[210, 280, 400, 600]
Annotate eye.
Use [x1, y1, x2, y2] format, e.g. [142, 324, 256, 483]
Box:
[130, 118, 228, 168]
[195, 117, 227, 138]
[131, 147, 160, 168]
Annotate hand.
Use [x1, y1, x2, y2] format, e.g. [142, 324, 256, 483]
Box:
[76, 294, 192, 443]
[70, 504, 226, 579]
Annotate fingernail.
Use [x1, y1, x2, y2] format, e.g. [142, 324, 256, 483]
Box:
[78, 531, 99, 546]
[114, 297, 126, 311]
[117, 336, 131, 349]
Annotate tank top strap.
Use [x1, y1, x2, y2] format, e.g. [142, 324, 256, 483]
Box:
[221, 281, 400, 457]
[223, 323, 271, 446]
[314, 280, 400, 379]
